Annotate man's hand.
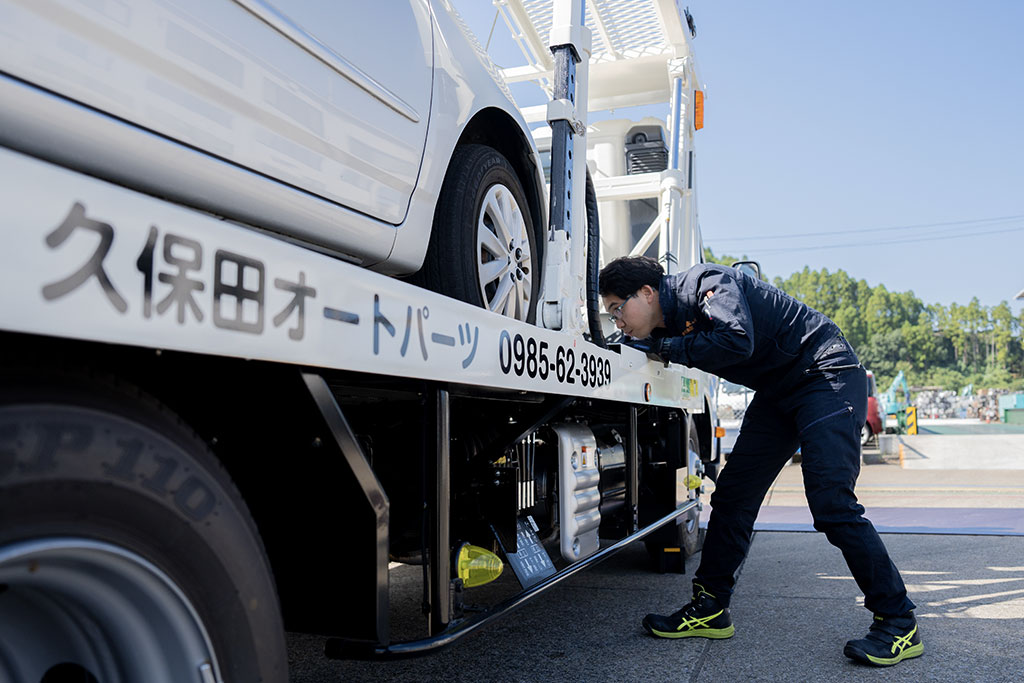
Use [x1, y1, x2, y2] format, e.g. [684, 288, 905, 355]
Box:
[622, 336, 671, 364]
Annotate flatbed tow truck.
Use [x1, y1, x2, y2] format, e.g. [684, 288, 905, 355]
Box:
[0, 1, 721, 680]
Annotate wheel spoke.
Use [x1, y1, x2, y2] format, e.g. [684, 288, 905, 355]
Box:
[515, 279, 527, 318]
[498, 189, 512, 228]
[478, 258, 508, 287]
[484, 191, 514, 249]
[489, 276, 514, 313]
[509, 202, 524, 247]
[478, 222, 508, 260]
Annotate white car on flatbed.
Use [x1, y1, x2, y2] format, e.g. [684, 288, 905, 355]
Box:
[0, 0, 547, 320]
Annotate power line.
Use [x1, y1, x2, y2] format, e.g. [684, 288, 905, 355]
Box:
[711, 214, 1024, 242]
[733, 224, 1024, 254]
[749, 224, 1024, 254]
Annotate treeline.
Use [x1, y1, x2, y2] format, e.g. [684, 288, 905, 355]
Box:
[703, 248, 1024, 392]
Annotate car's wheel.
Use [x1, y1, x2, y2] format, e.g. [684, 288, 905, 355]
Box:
[861, 423, 872, 446]
[419, 144, 540, 322]
[0, 373, 287, 683]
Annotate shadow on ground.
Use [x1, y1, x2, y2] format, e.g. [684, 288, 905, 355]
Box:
[287, 532, 1024, 682]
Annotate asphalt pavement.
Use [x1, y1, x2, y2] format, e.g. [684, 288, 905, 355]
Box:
[289, 512, 1024, 680]
[749, 455, 1024, 534]
[288, 456, 1024, 682]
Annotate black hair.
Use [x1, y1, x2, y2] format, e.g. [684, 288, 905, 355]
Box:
[598, 256, 664, 298]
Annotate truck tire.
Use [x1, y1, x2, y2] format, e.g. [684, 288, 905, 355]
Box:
[680, 417, 702, 557]
[0, 373, 286, 683]
[418, 144, 539, 323]
[644, 417, 702, 563]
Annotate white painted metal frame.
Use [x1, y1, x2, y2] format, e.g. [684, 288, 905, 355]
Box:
[535, 0, 592, 336]
[497, 0, 705, 276]
[0, 147, 704, 411]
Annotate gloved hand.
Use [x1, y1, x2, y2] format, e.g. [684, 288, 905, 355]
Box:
[622, 336, 672, 364]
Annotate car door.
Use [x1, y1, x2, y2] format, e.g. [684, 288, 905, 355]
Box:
[0, 0, 433, 225]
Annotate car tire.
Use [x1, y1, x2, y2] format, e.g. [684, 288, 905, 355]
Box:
[0, 372, 287, 683]
[861, 423, 872, 446]
[418, 144, 540, 322]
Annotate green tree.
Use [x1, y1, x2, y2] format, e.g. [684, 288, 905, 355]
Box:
[864, 286, 923, 340]
[919, 366, 968, 392]
[990, 301, 1016, 370]
[964, 298, 987, 372]
[734, 258, 1022, 390]
[703, 247, 745, 267]
[901, 315, 953, 372]
[858, 329, 903, 380]
[773, 267, 871, 349]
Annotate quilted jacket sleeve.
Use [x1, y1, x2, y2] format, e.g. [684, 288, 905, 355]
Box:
[661, 269, 755, 371]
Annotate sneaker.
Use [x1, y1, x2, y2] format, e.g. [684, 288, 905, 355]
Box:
[844, 612, 923, 666]
[642, 584, 734, 639]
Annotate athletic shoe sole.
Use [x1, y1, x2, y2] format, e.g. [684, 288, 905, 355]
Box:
[642, 617, 735, 639]
[844, 642, 923, 666]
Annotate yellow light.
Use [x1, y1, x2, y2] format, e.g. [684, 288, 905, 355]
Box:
[456, 543, 504, 588]
[685, 474, 702, 490]
[694, 90, 704, 130]
[715, 426, 726, 438]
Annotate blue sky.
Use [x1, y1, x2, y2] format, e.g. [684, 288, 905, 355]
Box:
[452, 0, 1024, 314]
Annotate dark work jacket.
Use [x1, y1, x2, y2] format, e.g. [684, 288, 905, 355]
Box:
[651, 264, 852, 395]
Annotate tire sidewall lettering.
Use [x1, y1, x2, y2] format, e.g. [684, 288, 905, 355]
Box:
[175, 476, 218, 522]
[0, 409, 218, 524]
[0, 386, 286, 680]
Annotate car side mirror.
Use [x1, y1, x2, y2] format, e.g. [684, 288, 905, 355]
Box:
[731, 260, 762, 280]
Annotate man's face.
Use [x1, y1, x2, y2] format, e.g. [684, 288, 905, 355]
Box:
[602, 285, 661, 339]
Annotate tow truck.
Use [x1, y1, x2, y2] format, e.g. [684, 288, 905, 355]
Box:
[0, 2, 721, 680]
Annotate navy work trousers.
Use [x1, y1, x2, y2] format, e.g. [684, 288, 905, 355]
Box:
[695, 360, 916, 617]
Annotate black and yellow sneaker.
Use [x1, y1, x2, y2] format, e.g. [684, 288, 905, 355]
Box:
[844, 612, 923, 666]
[642, 585, 734, 639]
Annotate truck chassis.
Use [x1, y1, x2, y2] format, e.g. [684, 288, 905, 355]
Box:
[0, 1, 719, 679]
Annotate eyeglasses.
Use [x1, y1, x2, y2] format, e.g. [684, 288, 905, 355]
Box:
[609, 293, 636, 321]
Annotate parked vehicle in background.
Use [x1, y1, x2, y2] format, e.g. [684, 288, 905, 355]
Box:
[716, 380, 752, 421]
[864, 370, 884, 445]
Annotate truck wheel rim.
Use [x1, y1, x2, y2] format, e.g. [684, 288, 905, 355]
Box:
[686, 445, 702, 533]
[0, 538, 222, 683]
[476, 183, 532, 320]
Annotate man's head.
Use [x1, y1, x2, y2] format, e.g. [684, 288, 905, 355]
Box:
[599, 256, 666, 338]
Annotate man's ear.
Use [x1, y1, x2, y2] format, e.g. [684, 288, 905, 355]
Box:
[641, 284, 657, 301]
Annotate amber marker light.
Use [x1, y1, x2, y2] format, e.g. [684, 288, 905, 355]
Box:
[694, 90, 704, 130]
[455, 543, 503, 588]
